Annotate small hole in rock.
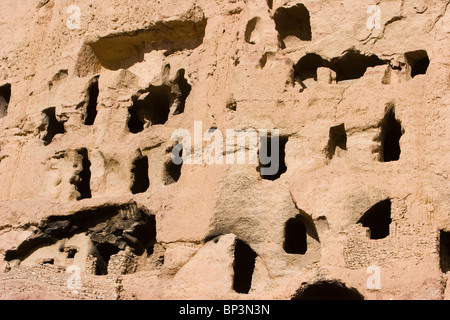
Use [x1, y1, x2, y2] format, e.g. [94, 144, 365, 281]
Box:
[405, 50, 429, 78]
[41, 107, 65, 145]
[326, 124, 347, 159]
[233, 239, 256, 294]
[274, 4, 312, 48]
[127, 86, 171, 133]
[379, 106, 403, 162]
[41, 258, 54, 265]
[94, 243, 120, 275]
[165, 146, 183, 185]
[357, 199, 392, 240]
[75, 148, 92, 200]
[85, 77, 99, 125]
[0, 83, 11, 118]
[258, 136, 288, 181]
[294, 53, 325, 84]
[127, 105, 144, 134]
[328, 50, 387, 82]
[292, 280, 364, 300]
[173, 69, 191, 115]
[131, 153, 149, 194]
[284, 217, 307, 254]
[440, 230, 450, 273]
[4, 203, 157, 278]
[245, 17, 261, 44]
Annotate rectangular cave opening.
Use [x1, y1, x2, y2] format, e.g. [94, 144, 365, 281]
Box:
[258, 135, 288, 181]
[84, 76, 99, 125]
[294, 53, 325, 86]
[131, 153, 150, 194]
[284, 217, 307, 254]
[326, 123, 347, 159]
[172, 69, 192, 115]
[59, 245, 80, 259]
[0, 83, 11, 118]
[273, 4, 312, 48]
[127, 86, 171, 133]
[233, 239, 256, 294]
[440, 230, 450, 273]
[379, 106, 403, 162]
[357, 199, 392, 240]
[4, 203, 157, 278]
[245, 17, 261, 45]
[405, 50, 429, 78]
[41, 107, 66, 145]
[164, 145, 183, 185]
[75, 148, 92, 200]
[328, 50, 387, 82]
[145, 86, 171, 124]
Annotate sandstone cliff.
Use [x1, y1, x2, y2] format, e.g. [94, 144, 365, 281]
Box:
[0, 0, 449, 300]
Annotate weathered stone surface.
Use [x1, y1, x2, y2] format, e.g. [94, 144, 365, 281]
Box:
[0, 0, 449, 300]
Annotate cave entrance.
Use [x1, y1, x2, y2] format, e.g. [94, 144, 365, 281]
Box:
[41, 107, 65, 145]
[292, 280, 364, 300]
[357, 199, 392, 240]
[127, 86, 171, 133]
[66, 248, 78, 259]
[379, 106, 403, 162]
[284, 217, 307, 254]
[94, 242, 121, 275]
[164, 146, 183, 185]
[127, 104, 145, 133]
[233, 239, 257, 294]
[85, 77, 99, 125]
[440, 230, 450, 273]
[245, 17, 261, 45]
[328, 50, 387, 82]
[173, 69, 192, 115]
[273, 4, 312, 48]
[294, 53, 325, 88]
[405, 50, 429, 78]
[326, 123, 347, 159]
[75, 148, 92, 200]
[258, 135, 288, 181]
[131, 153, 149, 194]
[0, 83, 11, 118]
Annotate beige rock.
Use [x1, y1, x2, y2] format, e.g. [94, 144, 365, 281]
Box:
[0, 0, 449, 300]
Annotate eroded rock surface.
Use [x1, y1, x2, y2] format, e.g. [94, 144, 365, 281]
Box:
[0, 0, 449, 300]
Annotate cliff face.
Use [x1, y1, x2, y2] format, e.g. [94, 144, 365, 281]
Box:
[0, 0, 449, 300]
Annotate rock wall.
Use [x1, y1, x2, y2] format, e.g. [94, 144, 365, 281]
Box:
[0, 0, 449, 300]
